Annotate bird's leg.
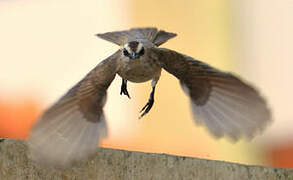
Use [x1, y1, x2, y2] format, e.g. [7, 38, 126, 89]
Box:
[139, 75, 160, 119]
[139, 86, 155, 119]
[120, 79, 130, 98]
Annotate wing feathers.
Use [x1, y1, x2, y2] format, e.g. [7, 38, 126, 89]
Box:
[28, 52, 119, 167]
[153, 30, 177, 46]
[96, 27, 176, 47]
[154, 47, 271, 140]
[198, 106, 225, 138]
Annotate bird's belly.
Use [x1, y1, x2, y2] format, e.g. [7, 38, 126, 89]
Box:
[117, 60, 161, 83]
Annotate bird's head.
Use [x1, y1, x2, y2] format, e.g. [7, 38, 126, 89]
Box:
[122, 41, 145, 59]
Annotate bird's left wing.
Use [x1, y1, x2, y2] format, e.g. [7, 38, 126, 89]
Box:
[28, 51, 121, 167]
[152, 47, 272, 141]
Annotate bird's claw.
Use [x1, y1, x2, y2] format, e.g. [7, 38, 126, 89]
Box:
[120, 80, 131, 98]
[120, 87, 130, 98]
[139, 98, 154, 119]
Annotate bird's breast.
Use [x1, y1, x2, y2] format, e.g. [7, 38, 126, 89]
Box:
[117, 57, 161, 83]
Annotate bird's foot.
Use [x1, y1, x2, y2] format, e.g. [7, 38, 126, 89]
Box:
[139, 98, 154, 119]
[120, 79, 131, 98]
[139, 87, 155, 119]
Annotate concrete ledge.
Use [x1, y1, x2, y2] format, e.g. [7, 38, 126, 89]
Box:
[0, 140, 292, 180]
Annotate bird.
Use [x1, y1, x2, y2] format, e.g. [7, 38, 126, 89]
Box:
[27, 27, 271, 167]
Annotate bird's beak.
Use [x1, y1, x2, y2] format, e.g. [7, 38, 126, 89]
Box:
[130, 52, 139, 59]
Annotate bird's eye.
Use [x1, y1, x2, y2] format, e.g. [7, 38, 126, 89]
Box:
[123, 49, 129, 57]
[138, 47, 145, 56]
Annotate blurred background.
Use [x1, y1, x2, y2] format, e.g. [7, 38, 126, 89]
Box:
[0, 0, 291, 168]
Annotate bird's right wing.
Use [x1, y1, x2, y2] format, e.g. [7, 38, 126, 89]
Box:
[28, 51, 121, 167]
[153, 48, 272, 141]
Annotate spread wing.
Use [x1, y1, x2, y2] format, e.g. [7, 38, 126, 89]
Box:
[28, 51, 121, 167]
[96, 27, 176, 47]
[153, 48, 272, 141]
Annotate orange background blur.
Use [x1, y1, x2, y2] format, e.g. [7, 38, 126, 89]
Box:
[0, 0, 292, 168]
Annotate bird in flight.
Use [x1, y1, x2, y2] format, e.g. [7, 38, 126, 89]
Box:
[28, 27, 271, 167]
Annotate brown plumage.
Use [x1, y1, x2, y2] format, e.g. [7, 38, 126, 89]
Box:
[96, 27, 176, 46]
[152, 48, 271, 139]
[28, 51, 120, 167]
[28, 27, 272, 167]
